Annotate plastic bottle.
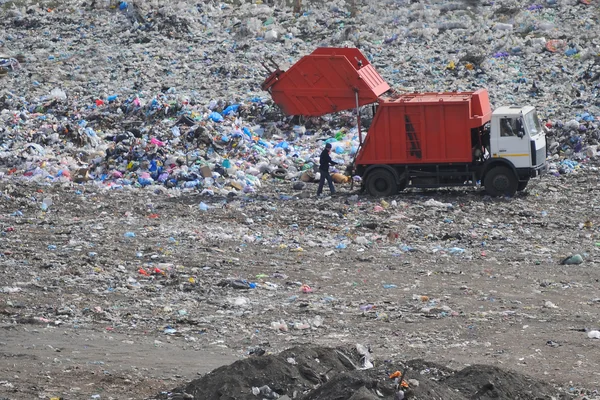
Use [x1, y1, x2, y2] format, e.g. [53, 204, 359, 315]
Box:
[293, 125, 306, 136]
[183, 180, 199, 188]
[448, 247, 465, 255]
[41, 198, 53, 211]
[251, 385, 279, 399]
[50, 88, 67, 100]
[587, 330, 600, 339]
[494, 23, 513, 31]
[124, 232, 136, 238]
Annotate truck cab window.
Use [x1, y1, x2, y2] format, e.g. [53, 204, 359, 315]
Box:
[524, 111, 542, 136]
[500, 118, 516, 137]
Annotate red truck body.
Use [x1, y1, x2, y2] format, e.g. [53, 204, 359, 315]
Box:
[357, 91, 492, 165]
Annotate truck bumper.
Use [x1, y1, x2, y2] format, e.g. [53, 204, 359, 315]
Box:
[516, 163, 546, 181]
[529, 162, 547, 178]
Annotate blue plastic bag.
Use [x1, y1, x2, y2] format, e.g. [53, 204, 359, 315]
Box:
[222, 104, 240, 115]
[138, 177, 153, 186]
[565, 48, 578, 56]
[209, 112, 223, 122]
[275, 141, 289, 150]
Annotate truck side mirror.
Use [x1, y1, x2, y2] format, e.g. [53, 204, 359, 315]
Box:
[517, 118, 525, 138]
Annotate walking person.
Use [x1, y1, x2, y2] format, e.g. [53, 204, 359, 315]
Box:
[317, 143, 337, 196]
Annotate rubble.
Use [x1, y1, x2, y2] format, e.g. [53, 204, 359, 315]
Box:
[152, 345, 568, 400]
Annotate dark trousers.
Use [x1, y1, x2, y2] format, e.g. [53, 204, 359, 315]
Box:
[317, 169, 335, 195]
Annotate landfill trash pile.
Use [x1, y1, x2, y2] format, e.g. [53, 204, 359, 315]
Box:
[0, 0, 599, 194]
[152, 345, 568, 400]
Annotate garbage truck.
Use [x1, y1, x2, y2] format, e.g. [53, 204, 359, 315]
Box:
[261, 47, 547, 197]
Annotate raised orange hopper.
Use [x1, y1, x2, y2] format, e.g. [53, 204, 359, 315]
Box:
[261, 47, 390, 117]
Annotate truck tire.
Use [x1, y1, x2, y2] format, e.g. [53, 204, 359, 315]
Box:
[367, 169, 398, 197]
[271, 168, 286, 179]
[484, 166, 518, 197]
[517, 179, 529, 191]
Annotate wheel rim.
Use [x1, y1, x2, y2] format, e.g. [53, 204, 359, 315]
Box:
[493, 175, 510, 191]
[374, 178, 388, 193]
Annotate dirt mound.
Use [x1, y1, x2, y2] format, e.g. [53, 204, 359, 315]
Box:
[444, 364, 562, 399]
[152, 346, 566, 400]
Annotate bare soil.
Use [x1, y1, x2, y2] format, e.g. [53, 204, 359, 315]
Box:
[1, 172, 600, 399]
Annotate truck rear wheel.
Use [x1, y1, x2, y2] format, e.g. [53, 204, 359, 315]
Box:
[484, 166, 518, 197]
[367, 169, 398, 197]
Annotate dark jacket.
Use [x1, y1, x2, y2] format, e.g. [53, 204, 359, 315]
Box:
[319, 149, 336, 172]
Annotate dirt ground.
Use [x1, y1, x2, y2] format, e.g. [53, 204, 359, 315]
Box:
[1, 171, 600, 399]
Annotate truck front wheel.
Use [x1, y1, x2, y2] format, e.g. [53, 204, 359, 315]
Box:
[366, 169, 398, 197]
[484, 166, 518, 197]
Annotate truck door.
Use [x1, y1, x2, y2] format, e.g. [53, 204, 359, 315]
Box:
[493, 116, 530, 168]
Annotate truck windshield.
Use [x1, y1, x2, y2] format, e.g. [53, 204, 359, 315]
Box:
[524, 111, 542, 136]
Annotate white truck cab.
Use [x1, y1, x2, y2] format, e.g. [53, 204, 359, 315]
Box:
[490, 106, 547, 172]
